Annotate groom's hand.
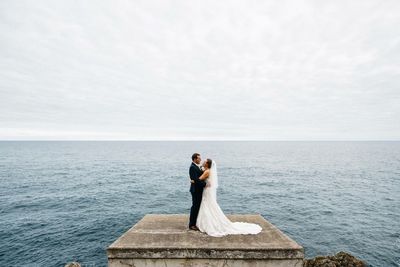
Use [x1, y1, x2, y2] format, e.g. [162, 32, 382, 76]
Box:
[190, 179, 195, 184]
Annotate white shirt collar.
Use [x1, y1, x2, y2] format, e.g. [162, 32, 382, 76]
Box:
[193, 162, 202, 168]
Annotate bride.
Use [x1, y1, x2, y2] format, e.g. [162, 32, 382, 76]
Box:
[195, 159, 262, 237]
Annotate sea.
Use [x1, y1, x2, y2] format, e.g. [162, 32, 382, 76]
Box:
[0, 141, 399, 267]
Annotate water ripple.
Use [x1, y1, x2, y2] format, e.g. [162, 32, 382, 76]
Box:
[0, 141, 399, 267]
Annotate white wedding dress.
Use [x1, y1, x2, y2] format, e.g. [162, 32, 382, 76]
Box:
[196, 161, 262, 237]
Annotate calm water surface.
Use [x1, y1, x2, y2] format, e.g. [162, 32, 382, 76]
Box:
[0, 141, 399, 266]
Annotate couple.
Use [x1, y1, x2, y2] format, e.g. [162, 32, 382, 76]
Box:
[188, 153, 262, 237]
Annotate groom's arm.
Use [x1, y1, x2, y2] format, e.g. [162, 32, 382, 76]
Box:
[189, 167, 198, 182]
[189, 166, 206, 186]
[192, 168, 207, 187]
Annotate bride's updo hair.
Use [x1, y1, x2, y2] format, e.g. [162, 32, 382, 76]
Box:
[206, 158, 212, 169]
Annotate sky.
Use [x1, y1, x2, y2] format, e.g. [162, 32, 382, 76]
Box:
[0, 0, 399, 140]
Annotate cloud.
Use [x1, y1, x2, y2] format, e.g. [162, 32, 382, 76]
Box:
[0, 0, 399, 140]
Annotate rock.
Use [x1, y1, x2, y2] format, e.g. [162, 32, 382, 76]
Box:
[64, 262, 81, 267]
[303, 251, 366, 267]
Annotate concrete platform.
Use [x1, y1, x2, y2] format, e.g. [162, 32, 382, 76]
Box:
[107, 214, 304, 267]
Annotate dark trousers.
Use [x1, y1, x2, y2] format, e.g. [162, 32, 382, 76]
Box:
[189, 189, 203, 227]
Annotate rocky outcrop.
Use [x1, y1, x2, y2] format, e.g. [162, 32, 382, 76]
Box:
[64, 262, 81, 267]
[303, 251, 366, 267]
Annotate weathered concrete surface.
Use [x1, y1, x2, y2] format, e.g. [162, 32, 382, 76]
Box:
[107, 214, 304, 267]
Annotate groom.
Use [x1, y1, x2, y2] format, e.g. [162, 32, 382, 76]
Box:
[188, 153, 207, 231]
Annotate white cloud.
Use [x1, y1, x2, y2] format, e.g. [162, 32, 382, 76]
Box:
[0, 0, 399, 140]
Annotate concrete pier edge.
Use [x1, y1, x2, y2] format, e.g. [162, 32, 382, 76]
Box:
[107, 214, 304, 267]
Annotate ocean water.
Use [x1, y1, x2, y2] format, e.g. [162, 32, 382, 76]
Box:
[0, 141, 399, 267]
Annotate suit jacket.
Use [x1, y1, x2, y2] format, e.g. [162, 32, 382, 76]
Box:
[189, 162, 206, 193]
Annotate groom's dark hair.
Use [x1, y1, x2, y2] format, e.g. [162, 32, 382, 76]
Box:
[192, 153, 200, 161]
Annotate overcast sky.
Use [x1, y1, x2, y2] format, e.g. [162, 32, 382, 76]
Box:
[0, 0, 399, 140]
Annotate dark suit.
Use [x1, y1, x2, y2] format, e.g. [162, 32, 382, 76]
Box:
[189, 162, 206, 227]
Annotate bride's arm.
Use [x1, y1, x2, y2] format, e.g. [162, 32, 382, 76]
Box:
[199, 170, 210, 180]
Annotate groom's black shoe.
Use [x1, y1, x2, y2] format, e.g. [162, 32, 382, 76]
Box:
[189, 226, 199, 231]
